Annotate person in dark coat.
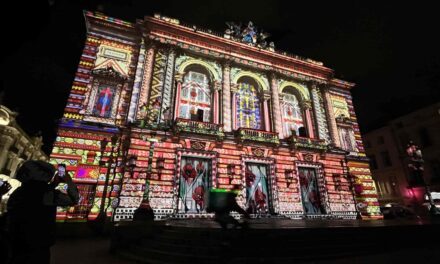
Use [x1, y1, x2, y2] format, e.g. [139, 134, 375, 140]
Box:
[213, 187, 250, 229]
[0, 180, 12, 260]
[6, 160, 79, 264]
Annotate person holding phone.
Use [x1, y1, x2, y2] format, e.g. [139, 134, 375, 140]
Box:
[6, 161, 79, 264]
[57, 164, 66, 178]
[0, 180, 12, 199]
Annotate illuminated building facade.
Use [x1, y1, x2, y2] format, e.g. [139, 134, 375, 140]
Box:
[50, 11, 381, 221]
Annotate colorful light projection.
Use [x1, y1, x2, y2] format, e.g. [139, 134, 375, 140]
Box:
[245, 163, 269, 214]
[178, 71, 212, 122]
[178, 157, 211, 213]
[282, 93, 304, 137]
[236, 82, 262, 129]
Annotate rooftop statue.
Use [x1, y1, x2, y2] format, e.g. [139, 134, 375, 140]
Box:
[225, 21, 274, 50]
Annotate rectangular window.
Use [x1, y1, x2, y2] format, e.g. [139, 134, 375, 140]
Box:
[338, 127, 356, 152]
[377, 136, 385, 145]
[245, 163, 270, 214]
[298, 167, 324, 215]
[419, 127, 432, 147]
[179, 105, 188, 119]
[364, 140, 371, 148]
[368, 155, 378, 170]
[381, 151, 392, 167]
[178, 157, 211, 213]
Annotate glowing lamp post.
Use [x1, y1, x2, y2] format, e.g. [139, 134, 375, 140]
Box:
[96, 134, 118, 227]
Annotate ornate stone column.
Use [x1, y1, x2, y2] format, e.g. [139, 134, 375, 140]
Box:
[222, 62, 232, 132]
[230, 84, 238, 130]
[213, 81, 222, 124]
[301, 100, 315, 139]
[173, 72, 184, 120]
[160, 47, 177, 122]
[322, 86, 341, 147]
[270, 74, 282, 138]
[136, 44, 156, 120]
[262, 91, 272, 131]
[0, 134, 15, 173]
[310, 82, 330, 142]
[128, 40, 146, 122]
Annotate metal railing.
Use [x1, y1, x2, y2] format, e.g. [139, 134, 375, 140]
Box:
[237, 127, 280, 144]
[174, 118, 224, 139]
[288, 135, 327, 150]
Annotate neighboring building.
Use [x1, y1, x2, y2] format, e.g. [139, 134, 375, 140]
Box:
[49, 11, 381, 222]
[0, 105, 48, 176]
[0, 104, 48, 215]
[364, 102, 440, 210]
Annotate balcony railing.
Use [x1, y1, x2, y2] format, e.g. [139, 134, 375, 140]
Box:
[174, 118, 224, 139]
[237, 128, 280, 145]
[288, 136, 327, 151]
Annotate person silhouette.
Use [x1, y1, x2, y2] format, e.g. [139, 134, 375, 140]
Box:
[6, 161, 79, 264]
[213, 186, 250, 229]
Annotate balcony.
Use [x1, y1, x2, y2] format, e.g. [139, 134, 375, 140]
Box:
[174, 118, 224, 139]
[288, 136, 327, 151]
[237, 128, 280, 145]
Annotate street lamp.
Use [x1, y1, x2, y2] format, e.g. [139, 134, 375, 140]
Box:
[406, 140, 440, 216]
[156, 156, 165, 178]
[127, 155, 137, 177]
[341, 159, 361, 219]
[96, 134, 118, 227]
[285, 170, 294, 188]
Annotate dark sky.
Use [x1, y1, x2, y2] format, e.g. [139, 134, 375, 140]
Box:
[1, 0, 440, 154]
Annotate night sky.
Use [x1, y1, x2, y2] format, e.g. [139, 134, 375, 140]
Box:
[1, 0, 439, 154]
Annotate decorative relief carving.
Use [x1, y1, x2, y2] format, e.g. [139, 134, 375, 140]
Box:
[252, 148, 265, 157]
[304, 153, 314, 162]
[191, 141, 206, 150]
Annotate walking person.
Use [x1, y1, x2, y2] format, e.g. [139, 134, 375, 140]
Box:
[211, 186, 250, 229]
[6, 160, 79, 264]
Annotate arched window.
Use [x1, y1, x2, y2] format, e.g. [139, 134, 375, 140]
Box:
[236, 79, 262, 129]
[178, 70, 211, 122]
[281, 88, 304, 137]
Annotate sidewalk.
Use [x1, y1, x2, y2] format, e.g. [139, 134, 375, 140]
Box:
[52, 236, 440, 264]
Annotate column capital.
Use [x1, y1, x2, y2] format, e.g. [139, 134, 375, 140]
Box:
[319, 84, 332, 92]
[230, 83, 239, 93]
[300, 100, 313, 110]
[261, 90, 272, 101]
[269, 72, 279, 82]
[174, 72, 185, 83]
[144, 39, 157, 50]
[213, 80, 222, 91]
[221, 58, 233, 68]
